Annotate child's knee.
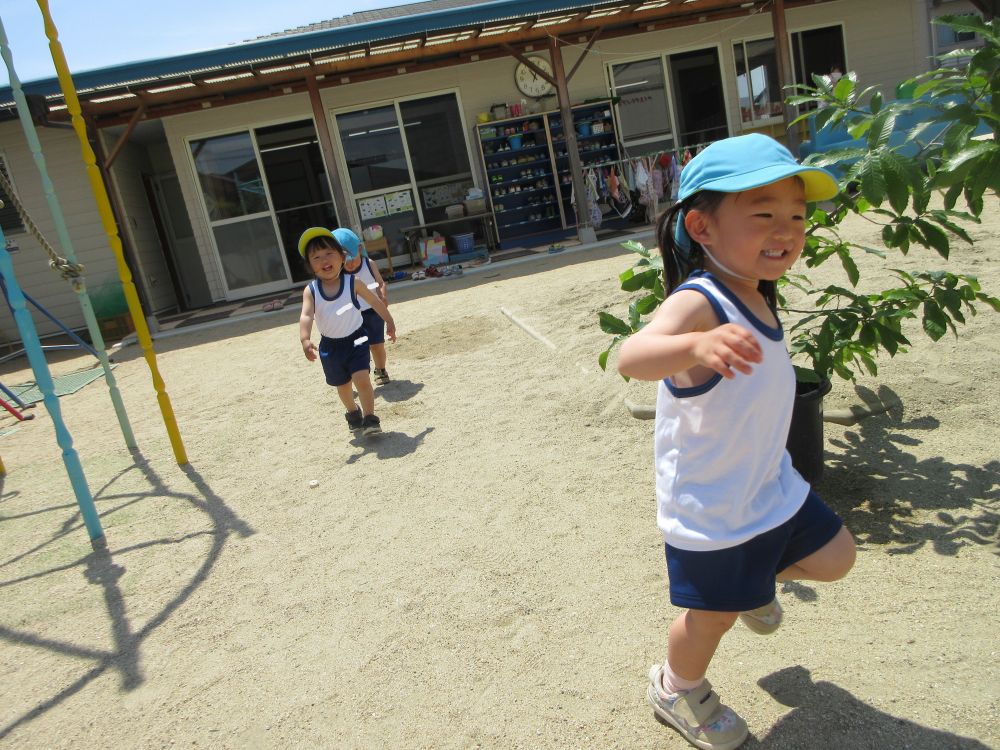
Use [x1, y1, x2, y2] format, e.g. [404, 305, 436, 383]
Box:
[684, 608, 739, 635]
[819, 527, 857, 581]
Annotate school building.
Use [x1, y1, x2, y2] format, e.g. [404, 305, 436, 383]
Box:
[0, 0, 987, 343]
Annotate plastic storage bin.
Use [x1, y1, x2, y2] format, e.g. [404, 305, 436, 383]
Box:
[451, 232, 475, 254]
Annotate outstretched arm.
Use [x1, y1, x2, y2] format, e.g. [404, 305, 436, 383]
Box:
[617, 289, 762, 381]
[299, 285, 318, 361]
[356, 279, 396, 342]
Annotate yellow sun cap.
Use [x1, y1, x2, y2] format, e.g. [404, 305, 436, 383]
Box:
[297, 227, 335, 258]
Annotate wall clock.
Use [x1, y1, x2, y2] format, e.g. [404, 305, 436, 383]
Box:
[514, 55, 555, 98]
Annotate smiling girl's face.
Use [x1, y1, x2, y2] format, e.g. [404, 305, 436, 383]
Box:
[306, 240, 346, 281]
[687, 176, 807, 290]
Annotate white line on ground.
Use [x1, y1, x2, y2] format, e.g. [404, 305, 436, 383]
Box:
[499, 306, 557, 351]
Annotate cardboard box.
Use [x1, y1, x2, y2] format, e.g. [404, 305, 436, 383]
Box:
[464, 198, 486, 215]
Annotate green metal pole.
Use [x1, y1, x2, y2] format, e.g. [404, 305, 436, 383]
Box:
[0, 229, 105, 548]
[0, 16, 135, 450]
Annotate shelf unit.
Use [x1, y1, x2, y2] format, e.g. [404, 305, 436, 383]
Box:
[474, 99, 621, 246]
[547, 101, 621, 228]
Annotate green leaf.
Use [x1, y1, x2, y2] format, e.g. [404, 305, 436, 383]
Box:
[915, 220, 951, 259]
[621, 268, 658, 292]
[620, 239, 649, 256]
[975, 293, 1000, 313]
[837, 246, 860, 286]
[868, 111, 897, 149]
[598, 348, 610, 371]
[598, 312, 632, 336]
[858, 156, 887, 206]
[938, 141, 996, 174]
[943, 182, 964, 210]
[879, 152, 910, 214]
[921, 301, 949, 341]
[635, 293, 659, 315]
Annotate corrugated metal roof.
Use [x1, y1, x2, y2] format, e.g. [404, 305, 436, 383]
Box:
[247, 0, 488, 41]
[0, 0, 627, 103]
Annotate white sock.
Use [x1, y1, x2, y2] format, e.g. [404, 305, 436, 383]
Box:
[661, 661, 705, 695]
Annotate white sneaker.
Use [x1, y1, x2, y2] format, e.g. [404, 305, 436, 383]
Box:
[646, 665, 748, 750]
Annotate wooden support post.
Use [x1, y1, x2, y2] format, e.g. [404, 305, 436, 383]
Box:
[771, 0, 800, 155]
[103, 101, 146, 170]
[306, 75, 353, 228]
[566, 29, 601, 82]
[550, 36, 596, 244]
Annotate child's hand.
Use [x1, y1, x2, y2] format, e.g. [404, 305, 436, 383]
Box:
[693, 324, 762, 378]
[302, 339, 318, 361]
[385, 321, 397, 343]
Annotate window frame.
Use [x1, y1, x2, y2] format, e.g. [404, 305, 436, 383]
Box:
[732, 34, 784, 127]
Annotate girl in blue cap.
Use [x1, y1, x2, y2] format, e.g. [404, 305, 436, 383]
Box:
[618, 134, 856, 750]
[339, 228, 393, 386]
[298, 227, 396, 436]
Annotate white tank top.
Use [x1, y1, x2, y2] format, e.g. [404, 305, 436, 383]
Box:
[654, 271, 809, 551]
[311, 276, 362, 339]
[349, 258, 378, 312]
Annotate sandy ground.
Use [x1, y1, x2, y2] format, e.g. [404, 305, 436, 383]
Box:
[1, 207, 998, 749]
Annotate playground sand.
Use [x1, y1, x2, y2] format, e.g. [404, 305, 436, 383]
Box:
[0, 209, 998, 749]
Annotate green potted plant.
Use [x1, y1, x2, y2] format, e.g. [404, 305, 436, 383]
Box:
[599, 14, 1000, 482]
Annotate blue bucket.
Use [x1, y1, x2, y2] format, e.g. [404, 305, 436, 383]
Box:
[576, 122, 591, 137]
[508, 134, 523, 149]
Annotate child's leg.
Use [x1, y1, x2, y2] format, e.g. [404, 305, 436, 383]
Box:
[370, 342, 387, 370]
[777, 526, 855, 582]
[666, 609, 739, 684]
[351, 370, 376, 416]
[334, 382, 358, 413]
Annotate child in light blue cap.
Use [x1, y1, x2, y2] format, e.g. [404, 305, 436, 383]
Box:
[339, 228, 392, 386]
[617, 134, 856, 750]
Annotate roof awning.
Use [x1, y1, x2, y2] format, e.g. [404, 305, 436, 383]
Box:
[0, 0, 830, 125]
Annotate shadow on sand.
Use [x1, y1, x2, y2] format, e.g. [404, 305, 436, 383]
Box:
[816, 385, 999, 556]
[0, 451, 254, 740]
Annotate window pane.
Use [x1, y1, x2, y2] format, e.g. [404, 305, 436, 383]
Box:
[745, 38, 781, 120]
[792, 26, 846, 87]
[190, 133, 268, 221]
[612, 58, 673, 142]
[212, 216, 286, 291]
[256, 119, 338, 282]
[669, 48, 728, 148]
[337, 106, 409, 193]
[399, 94, 474, 223]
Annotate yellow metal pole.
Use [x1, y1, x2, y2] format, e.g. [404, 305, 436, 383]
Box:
[36, 0, 187, 464]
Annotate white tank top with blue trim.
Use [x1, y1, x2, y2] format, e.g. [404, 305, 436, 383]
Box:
[311, 275, 362, 339]
[654, 271, 809, 551]
[349, 258, 378, 312]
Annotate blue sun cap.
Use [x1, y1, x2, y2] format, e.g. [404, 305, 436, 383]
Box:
[673, 133, 839, 253]
[678, 133, 839, 202]
[333, 227, 363, 260]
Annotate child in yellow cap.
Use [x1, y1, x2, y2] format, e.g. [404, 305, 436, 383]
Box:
[297, 227, 396, 436]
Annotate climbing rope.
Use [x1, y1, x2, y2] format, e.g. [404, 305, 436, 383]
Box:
[0, 168, 85, 284]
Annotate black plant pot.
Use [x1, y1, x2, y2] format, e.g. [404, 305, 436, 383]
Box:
[786, 376, 832, 485]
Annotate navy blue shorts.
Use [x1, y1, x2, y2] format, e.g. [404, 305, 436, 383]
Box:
[361, 308, 385, 345]
[318, 328, 370, 386]
[664, 490, 843, 611]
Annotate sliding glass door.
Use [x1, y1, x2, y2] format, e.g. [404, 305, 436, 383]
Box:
[189, 119, 338, 297]
[336, 91, 473, 262]
[190, 132, 288, 298]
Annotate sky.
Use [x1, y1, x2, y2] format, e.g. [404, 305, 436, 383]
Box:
[0, 0, 420, 87]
